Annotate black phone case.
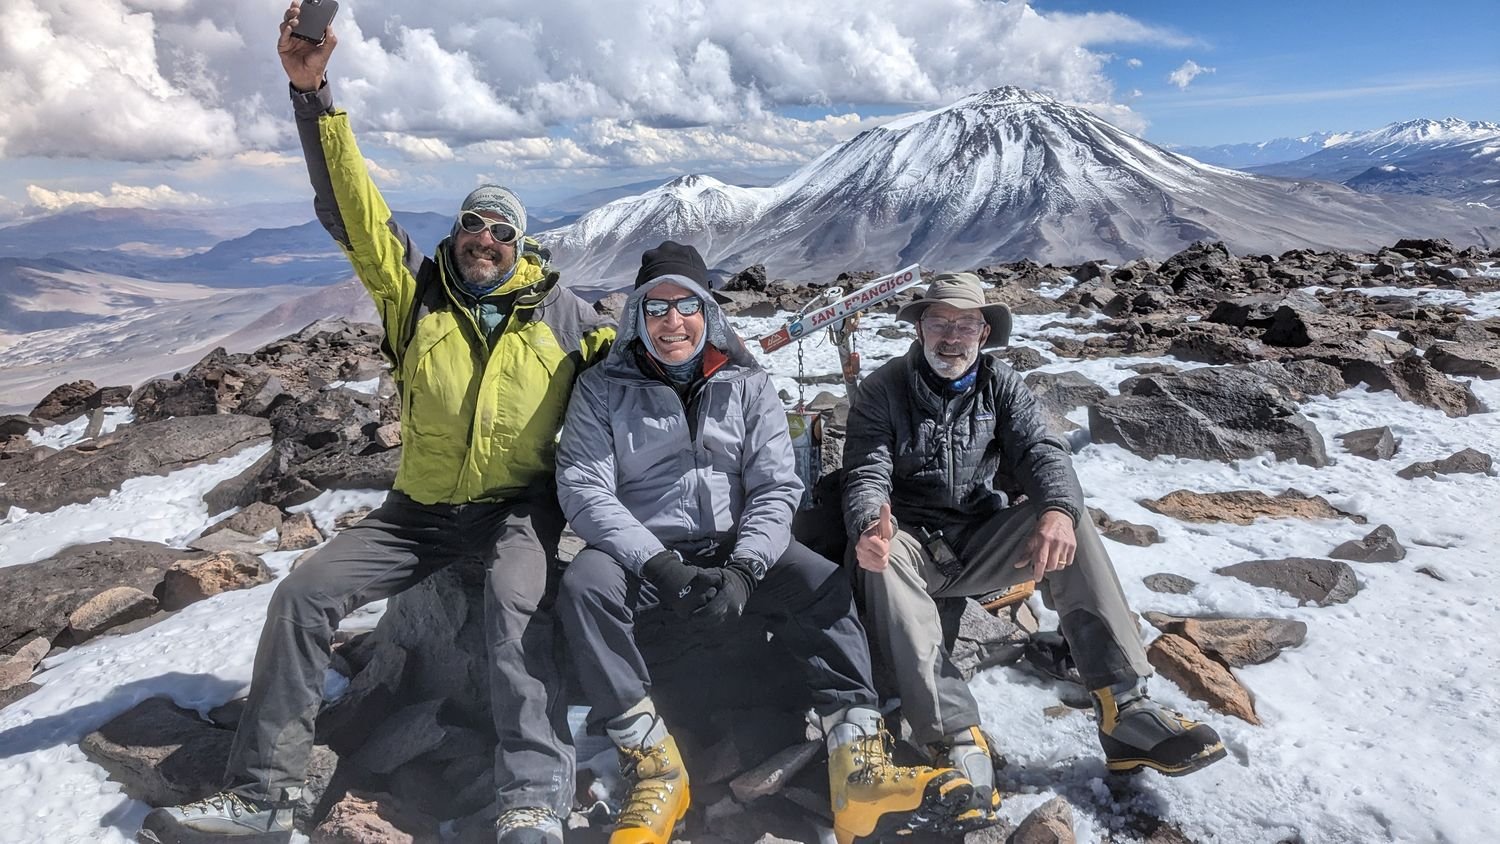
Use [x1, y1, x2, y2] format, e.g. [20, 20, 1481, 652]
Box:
[291, 0, 339, 43]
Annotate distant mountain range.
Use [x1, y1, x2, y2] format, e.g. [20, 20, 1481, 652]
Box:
[0, 210, 452, 287]
[1173, 132, 1342, 169]
[541, 89, 1499, 286]
[1248, 118, 1500, 205]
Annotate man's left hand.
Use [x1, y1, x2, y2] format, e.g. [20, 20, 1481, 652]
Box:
[695, 559, 757, 626]
[1015, 510, 1077, 582]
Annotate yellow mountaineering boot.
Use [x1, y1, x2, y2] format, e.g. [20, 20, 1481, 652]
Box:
[825, 706, 978, 844]
[606, 706, 691, 844]
[929, 726, 1001, 823]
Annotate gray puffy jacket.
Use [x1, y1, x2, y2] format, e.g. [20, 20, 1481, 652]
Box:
[843, 344, 1084, 545]
[556, 284, 802, 578]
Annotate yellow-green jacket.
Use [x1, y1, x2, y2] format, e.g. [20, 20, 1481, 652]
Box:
[292, 83, 614, 504]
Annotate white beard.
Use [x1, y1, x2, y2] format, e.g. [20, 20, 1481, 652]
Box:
[923, 342, 979, 379]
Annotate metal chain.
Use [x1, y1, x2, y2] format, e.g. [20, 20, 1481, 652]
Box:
[795, 338, 807, 411]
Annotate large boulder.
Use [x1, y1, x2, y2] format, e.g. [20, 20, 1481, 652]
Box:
[1143, 613, 1307, 667]
[0, 414, 270, 515]
[1089, 366, 1328, 466]
[157, 551, 276, 611]
[80, 697, 235, 806]
[1214, 557, 1361, 606]
[131, 320, 391, 424]
[29, 380, 127, 423]
[317, 560, 811, 826]
[1147, 634, 1260, 724]
[0, 539, 208, 654]
[259, 388, 400, 507]
[1423, 342, 1500, 380]
[1341, 355, 1487, 417]
[1397, 448, 1494, 480]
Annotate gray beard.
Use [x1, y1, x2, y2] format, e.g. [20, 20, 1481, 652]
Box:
[923, 343, 978, 379]
[455, 249, 513, 288]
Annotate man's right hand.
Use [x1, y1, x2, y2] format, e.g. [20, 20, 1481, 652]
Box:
[278, 2, 337, 93]
[854, 503, 894, 572]
[641, 550, 714, 616]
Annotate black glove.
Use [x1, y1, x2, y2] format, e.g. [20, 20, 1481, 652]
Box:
[642, 550, 713, 616]
[693, 558, 758, 626]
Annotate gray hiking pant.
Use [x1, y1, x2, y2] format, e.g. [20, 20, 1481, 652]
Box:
[861, 503, 1151, 746]
[224, 490, 574, 817]
[556, 539, 878, 722]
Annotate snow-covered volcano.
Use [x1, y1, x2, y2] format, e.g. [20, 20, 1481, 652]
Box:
[543, 88, 1500, 288]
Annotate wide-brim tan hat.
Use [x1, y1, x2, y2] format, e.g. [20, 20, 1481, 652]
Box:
[896, 272, 1012, 348]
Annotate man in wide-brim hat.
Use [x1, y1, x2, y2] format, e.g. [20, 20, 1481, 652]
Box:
[843, 272, 1226, 816]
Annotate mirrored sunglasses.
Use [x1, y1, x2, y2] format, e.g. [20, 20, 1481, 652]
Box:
[921, 316, 986, 338]
[643, 296, 704, 318]
[458, 211, 520, 244]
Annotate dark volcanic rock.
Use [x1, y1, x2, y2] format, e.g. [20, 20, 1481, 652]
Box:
[1088, 507, 1161, 546]
[1424, 342, 1500, 380]
[1336, 427, 1400, 460]
[1396, 448, 1494, 480]
[1143, 573, 1196, 594]
[131, 320, 390, 423]
[260, 388, 399, 507]
[1262, 305, 1363, 348]
[80, 697, 235, 806]
[723, 263, 769, 292]
[1025, 370, 1108, 415]
[1089, 365, 1328, 466]
[999, 346, 1049, 371]
[29, 380, 105, 423]
[1214, 557, 1361, 606]
[1329, 524, 1407, 563]
[0, 540, 208, 654]
[0, 415, 53, 437]
[0, 414, 270, 515]
[1341, 356, 1486, 417]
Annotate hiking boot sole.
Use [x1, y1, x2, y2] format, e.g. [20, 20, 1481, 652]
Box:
[1106, 740, 1228, 777]
[834, 771, 976, 844]
[137, 823, 293, 844]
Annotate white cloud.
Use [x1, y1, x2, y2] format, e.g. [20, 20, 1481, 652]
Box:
[0, 0, 1185, 165]
[1168, 59, 1215, 90]
[1126, 58, 1143, 69]
[373, 133, 457, 162]
[25, 182, 211, 211]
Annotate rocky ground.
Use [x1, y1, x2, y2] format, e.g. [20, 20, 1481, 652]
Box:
[1, 237, 1497, 843]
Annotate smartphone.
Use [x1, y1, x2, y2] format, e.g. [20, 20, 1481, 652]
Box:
[290, 0, 339, 44]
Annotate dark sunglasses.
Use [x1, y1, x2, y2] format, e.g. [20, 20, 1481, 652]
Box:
[643, 296, 704, 318]
[458, 211, 520, 244]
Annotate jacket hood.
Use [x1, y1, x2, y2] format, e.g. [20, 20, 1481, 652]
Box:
[609, 275, 758, 370]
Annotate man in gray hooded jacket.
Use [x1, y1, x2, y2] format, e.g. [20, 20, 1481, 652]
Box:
[554, 242, 990, 844]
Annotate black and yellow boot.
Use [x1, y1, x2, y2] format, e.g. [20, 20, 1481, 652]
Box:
[825, 707, 977, 844]
[1093, 679, 1226, 776]
[606, 705, 690, 844]
[929, 726, 1001, 824]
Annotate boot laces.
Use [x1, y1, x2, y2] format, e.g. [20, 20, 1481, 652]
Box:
[497, 806, 557, 833]
[848, 731, 914, 786]
[616, 744, 677, 827]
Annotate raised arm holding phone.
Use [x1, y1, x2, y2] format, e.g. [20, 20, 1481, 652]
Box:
[136, 5, 614, 843]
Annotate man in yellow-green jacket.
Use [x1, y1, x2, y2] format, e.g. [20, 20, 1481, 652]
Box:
[139, 7, 614, 844]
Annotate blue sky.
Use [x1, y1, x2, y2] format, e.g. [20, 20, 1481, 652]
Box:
[0, 0, 1496, 218]
[1054, 0, 1500, 146]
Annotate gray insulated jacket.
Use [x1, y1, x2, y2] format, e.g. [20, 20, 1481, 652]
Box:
[843, 344, 1085, 544]
[556, 281, 802, 579]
